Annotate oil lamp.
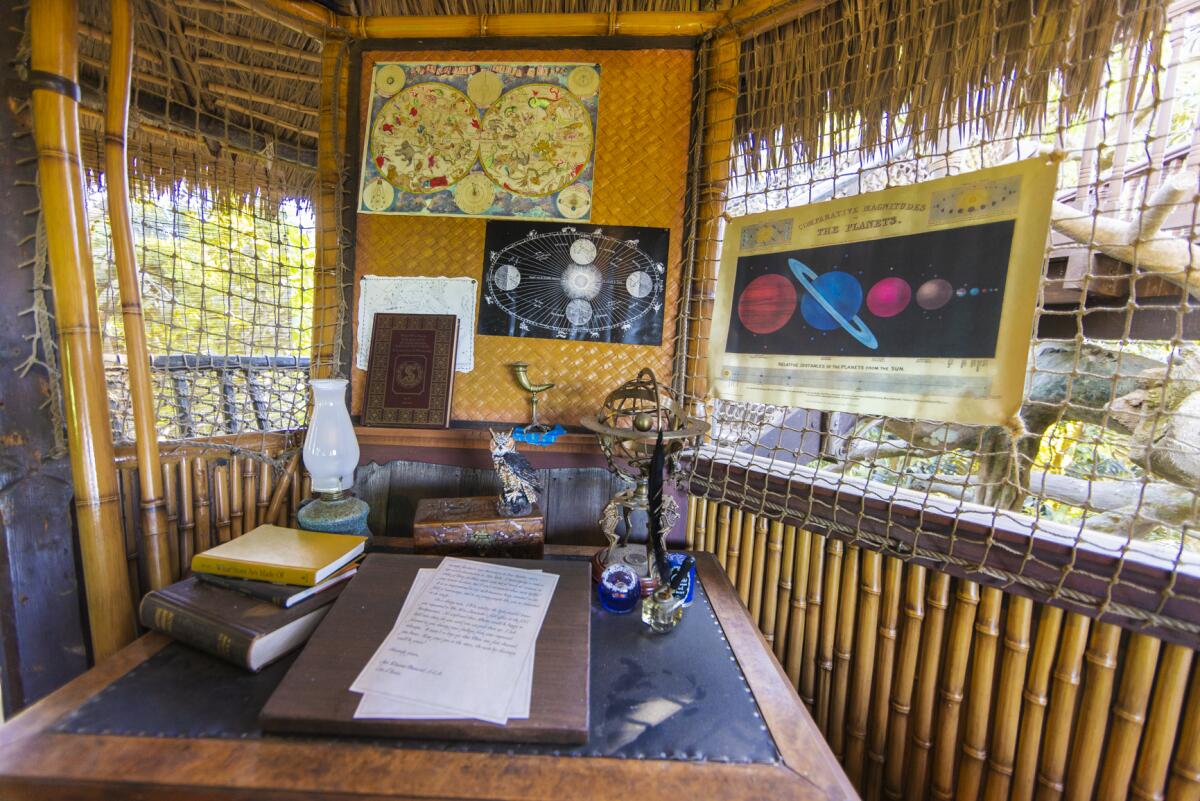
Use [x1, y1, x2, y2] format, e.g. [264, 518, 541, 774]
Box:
[296, 378, 369, 534]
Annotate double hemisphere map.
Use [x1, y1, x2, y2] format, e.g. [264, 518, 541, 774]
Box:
[359, 61, 599, 220]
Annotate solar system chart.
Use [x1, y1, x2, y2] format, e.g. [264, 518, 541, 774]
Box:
[478, 221, 669, 345]
[725, 221, 1015, 359]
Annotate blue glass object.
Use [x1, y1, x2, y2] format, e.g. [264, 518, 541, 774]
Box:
[667, 552, 696, 607]
[598, 563, 642, 614]
[513, 424, 566, 446]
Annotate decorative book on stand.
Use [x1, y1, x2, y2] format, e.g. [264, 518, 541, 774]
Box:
[190, 524, 366, 586]
[139, 576, 349, 671]
[363, 312, 458, 428]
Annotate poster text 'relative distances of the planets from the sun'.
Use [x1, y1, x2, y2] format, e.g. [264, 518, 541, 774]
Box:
[707, 157, 1058, 426]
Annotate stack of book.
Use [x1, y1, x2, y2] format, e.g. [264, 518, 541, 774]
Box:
[139, 525, 366, 671]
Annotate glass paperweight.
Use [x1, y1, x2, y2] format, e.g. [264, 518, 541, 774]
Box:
[641, 586, 685, 633]
[598, 563, 641, 614]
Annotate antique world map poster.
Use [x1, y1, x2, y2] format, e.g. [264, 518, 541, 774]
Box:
[358, 61, 600, 220]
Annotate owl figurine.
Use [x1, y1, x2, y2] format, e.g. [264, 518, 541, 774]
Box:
[490, 429, 541, 517]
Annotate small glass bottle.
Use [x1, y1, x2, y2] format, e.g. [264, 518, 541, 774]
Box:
[641, 585, 685, 633]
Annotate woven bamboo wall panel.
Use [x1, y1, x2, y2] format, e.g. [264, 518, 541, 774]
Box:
[350, 47, 693, 424]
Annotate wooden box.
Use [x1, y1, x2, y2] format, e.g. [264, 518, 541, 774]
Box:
[413, 496, 544, 559]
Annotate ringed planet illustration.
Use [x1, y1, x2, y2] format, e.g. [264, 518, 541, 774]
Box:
[787, 258, 878, 350]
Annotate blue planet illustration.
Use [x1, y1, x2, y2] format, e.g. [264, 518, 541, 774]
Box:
[787, 258, 879, 350]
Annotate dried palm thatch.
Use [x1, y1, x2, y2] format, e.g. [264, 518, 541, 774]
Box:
[734, 0, 1169, 173]
[352, 0, 714, 13]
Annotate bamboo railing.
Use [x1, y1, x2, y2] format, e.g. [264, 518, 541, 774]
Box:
[687, 495, 1200, 801]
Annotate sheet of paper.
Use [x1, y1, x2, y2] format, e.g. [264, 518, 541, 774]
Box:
[354, 569, 534, 721]
[356, 276, 478, 372]
[350, 558, 557, 723]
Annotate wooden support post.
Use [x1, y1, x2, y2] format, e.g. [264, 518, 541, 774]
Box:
[29, 0, 136, 660]
[105, 0, 171, 594]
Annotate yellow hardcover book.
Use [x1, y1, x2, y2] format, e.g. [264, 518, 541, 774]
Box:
[190, 525, 367, 586]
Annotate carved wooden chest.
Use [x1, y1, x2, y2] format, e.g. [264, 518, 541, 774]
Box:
[412, 496, 544, 559]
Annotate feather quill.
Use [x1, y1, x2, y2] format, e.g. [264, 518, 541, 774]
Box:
[648, 429, 671, 585]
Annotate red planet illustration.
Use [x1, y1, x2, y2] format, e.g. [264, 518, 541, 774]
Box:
[865, 277, 912, 318]
[737, 273, 797, 334]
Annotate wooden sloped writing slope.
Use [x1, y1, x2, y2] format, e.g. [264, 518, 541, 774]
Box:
[259, 553, 590, 744]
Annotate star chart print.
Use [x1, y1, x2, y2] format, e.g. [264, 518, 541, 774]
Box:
[358, 61, 600, 221]
[724, 222, 1014, 358]
[478, 220, 669, 345]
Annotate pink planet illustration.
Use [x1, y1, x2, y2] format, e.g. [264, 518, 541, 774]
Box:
[865, 277, 912, 318]
[916, 278, 954, 310]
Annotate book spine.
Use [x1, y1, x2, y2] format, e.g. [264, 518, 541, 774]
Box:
[191, 555, 316, 586]
[139, 595, 256, 669]
[196, 573, 289, 607]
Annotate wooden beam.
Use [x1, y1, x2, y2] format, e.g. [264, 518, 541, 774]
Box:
[194, 55, 320, 84]
[183, 25, 322, 64]
[207, 82, 318, 117]
[30, 0, 136, 660]
[340, 11, 722, 39]
[212, 97, 317, 138]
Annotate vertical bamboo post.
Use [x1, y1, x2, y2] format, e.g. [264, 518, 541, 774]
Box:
[726, 508, 744, 581]
[864, 556, 902, 800]
[685, 31, 739, 401]
[930, 580, 980, 801]
[715, 503, 732, 570]
[956, 586, 1003, 800]
[242, 456, 258, 531]
[772, 523, 796, 663]
[230, 455, 244, 538]
[748, 515, 768, 623]
[815, 537, 844, 732]
[800, 531, 824, 707]
[1037, 613, 1091, 801]
[1168, 665, 1200, 801]
[1135, 645, 1192, 801]
[1096, 632, 1160, 801]
[213, 464, 232, 544]
[1010, 605, 1064, 801]
[265, 453, 301, 526]
[177, 455, 196, 564]
[289, 469, 302, 528]
[885, 564, 926, 801]
[192, 457, 212, 554]
[784, 527, 811, 680]
[1064, 622, 1122, 801]
[256, 461, 272, 526]
[829, 545, 860, 759]
[160, 461, 180, 581]
[759, 520, 784, 646]
[104, 0, 170, 594]
[845, 548, 882, 787]
[704, 499, 718, 554]
[686, 495, 698, 549]
[907, 572, 952, 801]
[29, 0, 135, 659]
[736, 511, 755, 600]
[982, 595, 1034, 801]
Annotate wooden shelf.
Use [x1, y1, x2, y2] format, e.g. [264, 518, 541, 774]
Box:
[354, 426, 599, 454]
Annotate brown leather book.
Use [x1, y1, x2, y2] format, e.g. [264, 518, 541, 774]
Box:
[362, 312, 459, 428]
[138, 576, 347, 671]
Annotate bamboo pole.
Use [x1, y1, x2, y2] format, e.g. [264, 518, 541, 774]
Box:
[845, 548, 882, 787]
[686, 30, 739, 400]
[213, 98, 318, 139]
[289, 468, 302, 528]
[160, 461, 181, 580]
[30, 0, 135, 659]
[1010, 605, 1064, 801]
[703, 499, 718, 554]
[799, 531, 824, 707]
[230, 454, 244, 538]
[192, 457, 212, 555]
[957, 587, 1003, 800]
[1168, 665, 1200, 801]
[1037, 613, 1091, 801]
[213, 464, 232, 544]
[829, 545, 860, 759]
[106, 0, 171, 594]
[193, 56, 321, 84]
[1137, 645, 1193, 801]
[1065, 623, 1122, 801]
[686, 495, 698, 549]
[736, 511, 756, 606]
[907, 572, 952, 801]
[748, 515, 769, 623]
[815, 537, 843, 732]
[256, 461, 272, 528]
[778, 525, 802, 667]
[178, 455, 196, 564]
[242, 456, 258, 531]
[182, 26, 322, 64]
[885, 564, 926, 801]
[207, 83, 320, 118]
[760, 520, 784, 645]
[343, 11, 724, 40]
[726, 508, 744, 583]
[715, 504, 732, 570]
[265, 453, 300, 526]
[982, 595, 1034, 801]
[1098, 633, 1163, 801]
[930, 581, 981, 801]
[864, 556, 902, 801]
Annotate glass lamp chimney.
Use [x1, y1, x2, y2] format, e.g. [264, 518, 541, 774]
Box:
[303, 379, 358, 495]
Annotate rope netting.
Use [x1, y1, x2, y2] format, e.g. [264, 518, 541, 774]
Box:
[72, 0, 327, 447]
[679, 0, 1200, 638]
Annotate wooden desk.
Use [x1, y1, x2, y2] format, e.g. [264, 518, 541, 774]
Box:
[0, 549, 857, 801]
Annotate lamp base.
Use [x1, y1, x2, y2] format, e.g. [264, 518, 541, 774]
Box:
[297, 491, 370, 535]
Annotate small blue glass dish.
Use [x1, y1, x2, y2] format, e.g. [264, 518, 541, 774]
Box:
[512, 424, 566, 446]
[598, 563, 642, 614]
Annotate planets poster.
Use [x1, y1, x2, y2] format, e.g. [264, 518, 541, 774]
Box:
[707, 158, 1059, 426]
[358, 61, 599, 221]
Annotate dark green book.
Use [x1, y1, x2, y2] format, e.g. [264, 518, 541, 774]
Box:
[196, 561, 359, 608]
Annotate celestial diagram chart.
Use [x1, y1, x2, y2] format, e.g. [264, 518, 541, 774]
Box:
[725, 220, 1015, 359]
[357, 62, 600, 221]
[478, 220, 670, 345]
